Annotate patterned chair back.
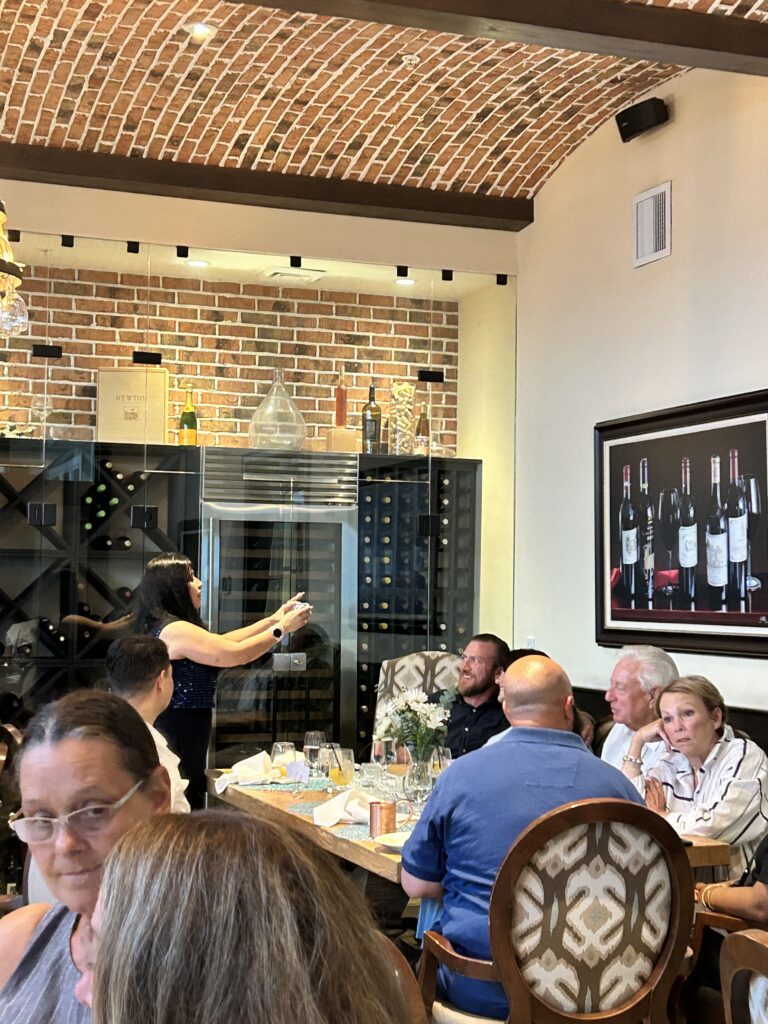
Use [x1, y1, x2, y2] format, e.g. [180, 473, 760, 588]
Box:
[373, 651, 460, 736]
[721, 929, 768, 1024]
[490, 799, 694, 1023]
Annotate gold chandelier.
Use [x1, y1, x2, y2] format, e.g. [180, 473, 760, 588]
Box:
[0, 201, 28, 337]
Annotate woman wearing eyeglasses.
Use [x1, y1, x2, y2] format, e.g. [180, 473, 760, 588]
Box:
[0, 690, 171, 1022]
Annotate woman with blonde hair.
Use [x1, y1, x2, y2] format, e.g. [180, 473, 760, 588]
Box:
[79, 811, 412, 1024]
[621, 674, 768, 879]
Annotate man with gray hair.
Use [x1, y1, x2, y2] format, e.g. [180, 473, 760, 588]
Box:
[401, 655, 642, 1020]
[601, 644, 679, 771]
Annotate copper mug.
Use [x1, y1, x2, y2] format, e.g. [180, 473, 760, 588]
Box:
[369, 799, 413, 838]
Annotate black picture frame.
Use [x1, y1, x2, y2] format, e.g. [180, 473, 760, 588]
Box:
[595, 389, 768, 657]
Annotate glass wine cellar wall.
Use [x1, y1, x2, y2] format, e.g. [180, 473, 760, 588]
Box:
[0, 438, 480, 762]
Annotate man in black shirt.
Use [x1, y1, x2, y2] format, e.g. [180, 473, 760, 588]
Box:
[429, 633, 510, 757]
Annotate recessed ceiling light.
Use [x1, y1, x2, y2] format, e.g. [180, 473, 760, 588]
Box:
[395, 277, 416, 286]
[186, 259, 209, 268]
[184, 22, 217, 43]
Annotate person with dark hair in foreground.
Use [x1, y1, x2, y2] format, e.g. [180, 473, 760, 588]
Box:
[74, 811, 412, 1024]
[106, 636, 190, 813]
[402, 655, 643, 1020]
[0, 691, 171, 1023]
[134, 552, 312, 807]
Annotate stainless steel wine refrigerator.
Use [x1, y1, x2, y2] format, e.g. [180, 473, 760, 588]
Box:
[199, 449, 359, 764]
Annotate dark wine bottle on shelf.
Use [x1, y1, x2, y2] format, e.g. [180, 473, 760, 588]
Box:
[619, 464, 641, 608]
[114, 536, 133, 550]
[637, 457, 655, 608]
[706, 454, 728, 611]
[361, 384, 381, 454]
[726, 447, 747, 611]
[679, 457, 698, 608]
[99, 459, 125, 484]
[116, 586, 134, 603]
[90, 536, 114, 551]
[126, 470, 148, 493]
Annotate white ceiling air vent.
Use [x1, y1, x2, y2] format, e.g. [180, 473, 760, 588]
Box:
[633, 181, 671, 268]
[262, 266, 326, 285]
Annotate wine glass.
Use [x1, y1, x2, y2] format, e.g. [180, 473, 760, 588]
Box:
[657, 488, 681, 607]
[371, 737, 395, 768]
[742, 474, 762, 592]
[303, 730, 326, 777]
[430, 746, 452, 779]
[270, 741, 296, 766]
[328, 748, 355, 790]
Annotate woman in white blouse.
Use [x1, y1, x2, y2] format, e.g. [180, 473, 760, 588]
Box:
[621, 675, 768, 880]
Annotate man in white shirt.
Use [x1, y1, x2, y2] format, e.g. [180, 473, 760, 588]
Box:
[106, 636, 190, 813]
[601, 644, 678, 772]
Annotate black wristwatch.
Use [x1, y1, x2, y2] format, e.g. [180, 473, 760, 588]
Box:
[272, 626, 283, 640]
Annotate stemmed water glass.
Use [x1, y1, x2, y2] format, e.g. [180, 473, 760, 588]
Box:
[657, 488, 681, 607]
[742, 474, 762, 592]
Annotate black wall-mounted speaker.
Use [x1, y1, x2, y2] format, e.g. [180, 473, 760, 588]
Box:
[615, 97, 669, 143]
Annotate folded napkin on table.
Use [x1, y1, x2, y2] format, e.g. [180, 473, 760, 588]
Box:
[214, 751, 305, 794]
[313, 788, 372, 827]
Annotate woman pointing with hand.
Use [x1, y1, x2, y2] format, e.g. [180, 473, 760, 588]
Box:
[135, 552, 312, 807]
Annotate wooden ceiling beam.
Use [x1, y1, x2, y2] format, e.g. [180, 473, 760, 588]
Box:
[236, 0, 768, 76]
[0, 142, 533, 232]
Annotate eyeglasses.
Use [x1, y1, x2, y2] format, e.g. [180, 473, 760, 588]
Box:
[9, 778, 147, 844]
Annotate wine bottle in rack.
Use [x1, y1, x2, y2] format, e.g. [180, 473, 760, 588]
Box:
[637, 457, 655, 608]
[619, 464, 641, 608]
[706, 454, 728, 611]
[90, 536, 114, 551]
[726, 447, 747, 611]
[361, 383, 381, 454]
[114, 536, 133, 550]
[126, 470, 148, 494]
[679, 457, 698, 608]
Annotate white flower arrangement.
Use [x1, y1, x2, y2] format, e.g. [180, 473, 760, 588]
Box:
[376, 689, 450, 761]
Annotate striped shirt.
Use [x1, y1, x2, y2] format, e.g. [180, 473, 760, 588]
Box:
[0, 903, 90, 1023]
[632, 724, 768, 880]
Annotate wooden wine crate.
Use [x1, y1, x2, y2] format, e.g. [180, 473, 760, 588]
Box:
[96, 367, 169, 443]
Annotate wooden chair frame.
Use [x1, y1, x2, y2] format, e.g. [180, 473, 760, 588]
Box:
[721, 928, 768, 1024]
[377, 933, 429, 1024]
[420, 798, 694, 1024]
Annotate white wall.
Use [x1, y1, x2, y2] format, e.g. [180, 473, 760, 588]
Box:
[0, 180, 517, 276]
[458, 285, 517, 637]
[515, 69, 768, 708]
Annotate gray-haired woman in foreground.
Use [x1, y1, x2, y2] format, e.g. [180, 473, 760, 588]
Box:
[77, 811, 412, 1024]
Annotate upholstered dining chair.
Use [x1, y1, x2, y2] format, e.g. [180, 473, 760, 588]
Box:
[419, 798, 694, 1024]
[373, 651, 460, 737]
[721, 929, 768, 1024]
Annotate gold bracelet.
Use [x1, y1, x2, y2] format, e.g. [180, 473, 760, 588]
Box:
[700, 884, 724, 912]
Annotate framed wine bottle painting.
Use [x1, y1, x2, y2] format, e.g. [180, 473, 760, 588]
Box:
[595, 389, 768, 656]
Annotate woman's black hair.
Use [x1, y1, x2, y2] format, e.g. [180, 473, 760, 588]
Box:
[134, 552, 204, 635]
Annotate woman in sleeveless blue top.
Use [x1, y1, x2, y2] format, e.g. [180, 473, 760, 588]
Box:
[0, 691, 171, 1022]
[134, 553, 313, 808]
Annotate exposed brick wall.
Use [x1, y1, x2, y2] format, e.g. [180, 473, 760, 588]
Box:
[0, 1, 688, 202]
[0, 265, 459, 449]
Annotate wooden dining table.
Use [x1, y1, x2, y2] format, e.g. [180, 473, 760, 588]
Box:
[208, 775, 732, 882]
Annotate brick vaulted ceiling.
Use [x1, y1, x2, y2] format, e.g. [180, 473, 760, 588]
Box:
[0, 1, 767, 229]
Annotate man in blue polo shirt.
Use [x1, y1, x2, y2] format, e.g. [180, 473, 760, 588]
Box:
[401, 654, 643, 1019]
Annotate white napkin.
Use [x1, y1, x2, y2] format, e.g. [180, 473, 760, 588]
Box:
[214, 751, 304, 794]
[313, 788, 372, 827]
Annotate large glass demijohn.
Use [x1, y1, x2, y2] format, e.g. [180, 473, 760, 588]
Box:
[249, 369, 307, 450]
